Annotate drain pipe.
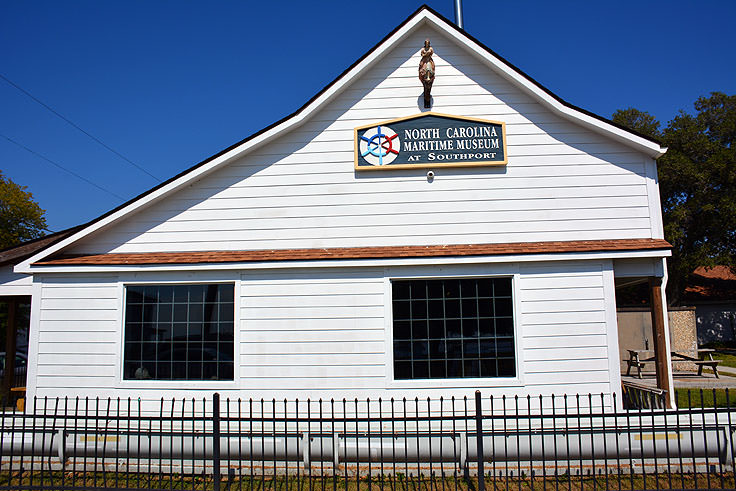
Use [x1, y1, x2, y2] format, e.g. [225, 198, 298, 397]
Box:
[454, 0, 464, 29]
[1, 426, 730, 465]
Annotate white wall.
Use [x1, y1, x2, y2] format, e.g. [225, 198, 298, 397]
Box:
[28, 259, 619, 410]
[0, 265, 32, 296]
[68, 24, 659, 255]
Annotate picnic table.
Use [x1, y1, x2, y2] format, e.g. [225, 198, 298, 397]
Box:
[625, 349, 721, 379]
[671, 349, 721, 378]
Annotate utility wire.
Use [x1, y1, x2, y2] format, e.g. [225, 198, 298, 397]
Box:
[0, 133, 126, 202]
[0, 73, 162, 182]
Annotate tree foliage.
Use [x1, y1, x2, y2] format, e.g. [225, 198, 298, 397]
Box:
[613, 92, 736, 304]
[0, 171, 47, 249]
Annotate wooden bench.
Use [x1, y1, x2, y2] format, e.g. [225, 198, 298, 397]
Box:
[693, 360, 721, 378]
[625, 350, 655, 379]
[671, 349, 721, 378]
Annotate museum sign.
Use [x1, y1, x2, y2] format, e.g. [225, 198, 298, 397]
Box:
[354, 112, 507, 170]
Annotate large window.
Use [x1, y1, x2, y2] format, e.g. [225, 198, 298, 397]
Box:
[124, 284, 234, 381]
[392, 277, 515, 380]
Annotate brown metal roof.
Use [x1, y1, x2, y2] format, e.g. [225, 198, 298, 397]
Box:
[35, 238, 671, 266]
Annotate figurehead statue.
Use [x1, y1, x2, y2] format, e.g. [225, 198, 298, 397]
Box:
[419, 39, 435, 108]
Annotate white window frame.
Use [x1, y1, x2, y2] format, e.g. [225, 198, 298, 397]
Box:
[384, 264, 523, 389]
[116, 273, 240, 390]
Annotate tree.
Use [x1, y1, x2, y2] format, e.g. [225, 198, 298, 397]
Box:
[0, 171, 47, 249]
[613, 92, 736, 304]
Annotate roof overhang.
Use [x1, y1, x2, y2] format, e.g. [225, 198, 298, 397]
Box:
[27, 239, 672, 273]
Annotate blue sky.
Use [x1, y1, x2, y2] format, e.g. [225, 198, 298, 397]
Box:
[2, 1, 735, 233]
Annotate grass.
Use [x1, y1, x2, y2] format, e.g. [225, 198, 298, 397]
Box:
[0, 471, 734, 491]
[712, 351, 736, 370]
[674, 388, 736, 408]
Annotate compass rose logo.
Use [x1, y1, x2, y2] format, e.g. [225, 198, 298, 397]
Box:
[359, 125, 400, 166]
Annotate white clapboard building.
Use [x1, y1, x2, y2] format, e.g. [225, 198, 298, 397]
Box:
[13, 6, 674, 409]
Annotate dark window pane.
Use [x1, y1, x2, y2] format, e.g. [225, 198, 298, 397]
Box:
[480, 359, 497, 377]
[158, 304, 173, 323]
[446, 340, 462, 358]
[188, 361, 203, 380]
[444, 299, 460, 318]
[428, 319, 445, 339]
[219, 362, 234, 380]
[203, 362, 219, 380]
[428, 301, 444, 319]
[173, 286, 188, 303]
[217, 285, 233, 302]
[476, 279, 492, 298]
[410, 281, 426, 299]
[411, 299, 427, 318]
[173, 304, 188, 322]
[394, 341, 412, 360]
[463, 339, 479, 358]
[411, 320, 428, 339]
[158, 285, 174, 303]
[393, 281, 410, 300]
[219, 342, 234, 360]
[498, 358, 515, 377]
[126, 304, 142, 322]
[479, 338, 496, 357]
[459, 279, 476, 297]
[413, 361, 429, 379]
[461, 298, 477, 317]
[126, 324, 143, 342]
[494, 278, 512, 297]
[462, 318, 478, 338]
[429, 339, 446, 358]
[478, 299, 492, 317]
[394, 361, 412, 379]
[495, 297, 513, 317]
[393, 301, 411, 321]
[219, 303, 234, 322]
[429, 360, 446, 378]
[497, 339, 515, 358]
[496, 318, 514, 337]
[394, 321, 411, 340]
[427, 281, 444, 299]
[444, 282, 460, 298]
[189, 303, 204, 322]
[189, 285, 205, 303]
[447, 359, 462, 378]
[142, 304, 157, 322]
[463, 359, 480, 377]
[413, 341, 429, 360]
[143, 286, 158, 303]
[203, 323, 219, 341]
[445, 319, 461, 338]
[127, 287, 144, 303]
[478, 318, 494, 337]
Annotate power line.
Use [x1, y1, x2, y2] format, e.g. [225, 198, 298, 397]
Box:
[0, 73, 162, 182]
[0, 133, 127, 202]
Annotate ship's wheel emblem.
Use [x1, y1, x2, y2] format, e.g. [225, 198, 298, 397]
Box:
[359, 125, 400, 166]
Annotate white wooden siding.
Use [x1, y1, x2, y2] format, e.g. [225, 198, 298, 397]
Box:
[29, 261, 616, 406]
[68, 25, 656, 255]
[31, 275, 119, 399]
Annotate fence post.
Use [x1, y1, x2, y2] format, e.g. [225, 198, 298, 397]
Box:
[213, 393, 221, 491]
[474, 390, 485, 491]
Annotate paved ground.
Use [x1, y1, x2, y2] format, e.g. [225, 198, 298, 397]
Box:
[622, 369, 736, 389]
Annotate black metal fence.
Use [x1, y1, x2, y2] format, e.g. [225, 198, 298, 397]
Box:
[1, 390, 735, 490]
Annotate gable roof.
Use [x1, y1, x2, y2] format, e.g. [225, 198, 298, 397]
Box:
[16, 5, 668, 273]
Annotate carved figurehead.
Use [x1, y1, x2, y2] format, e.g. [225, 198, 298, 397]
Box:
[418, 39, 435, 108]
